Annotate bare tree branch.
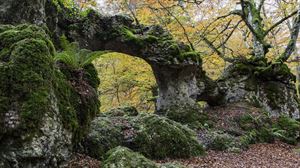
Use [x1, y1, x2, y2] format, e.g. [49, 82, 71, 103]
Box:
[265, 10, 298, 36]
[277, 3, 300, 62]
[258, 0, 266, 12]
[157, 0, 195, 50]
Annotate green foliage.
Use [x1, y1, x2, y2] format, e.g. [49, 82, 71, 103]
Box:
[94, 53, 156, 112]
[237, 113, 300, 145]
[208, 132, 235, 151]
[272, 116, 300, 144]
[55, 36, 108, 69]
[103, 146, 158, 168]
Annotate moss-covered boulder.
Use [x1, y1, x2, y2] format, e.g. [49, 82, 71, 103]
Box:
[83, 117, 129, 160]
[132, 114, 204, 159]
[84, 113, 204, 160]
[0, 24, 100, 167]
[157, 104, 210, 129]
[219, 59, 300, 119]
[102, 146, 158, 168]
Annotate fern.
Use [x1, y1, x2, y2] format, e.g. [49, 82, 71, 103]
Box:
[55, 39, 109, 69]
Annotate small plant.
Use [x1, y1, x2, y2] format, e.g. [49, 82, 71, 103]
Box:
[55, 35, 109, 69]
[272, 116, 300, 144]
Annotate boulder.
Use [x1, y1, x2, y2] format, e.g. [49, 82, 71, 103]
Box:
[219, 59, 300, 118]
[0, 24, 100, 167]
[84, 113, 204, 160]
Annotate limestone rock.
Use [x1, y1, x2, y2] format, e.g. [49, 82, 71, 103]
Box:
[83, 113, 204, 160]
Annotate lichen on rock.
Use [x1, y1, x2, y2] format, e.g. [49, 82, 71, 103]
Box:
[84, 113, 204, 160]
[0, 24, 101, 167]
[218, 58, 300, 118]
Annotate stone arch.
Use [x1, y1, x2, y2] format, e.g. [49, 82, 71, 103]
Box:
[62, 11, 204, 115]
[0, 0, 207, 122]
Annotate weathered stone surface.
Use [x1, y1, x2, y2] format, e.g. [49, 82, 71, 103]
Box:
[0, 24, 71, 167]
[218, 60, 300, 118]
[0, 0, 206, 123]
[0, 0, 47, 25]
[83, 113, 204, 160]
[0, 24, 100, 167]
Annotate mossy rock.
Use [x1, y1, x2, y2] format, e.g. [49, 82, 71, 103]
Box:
[158, 104, 210, 129]
[102, 146, 158, 168]
[132, 114, 205, 159]
[84, 114, 204, 160]
[0, 24, 100, 150]
[0, 24, 55, 138]
[103, 106, 139, 117]
[83, 117, 127, 160]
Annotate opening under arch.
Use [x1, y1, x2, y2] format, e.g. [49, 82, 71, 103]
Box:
[93, 52, 157, 112]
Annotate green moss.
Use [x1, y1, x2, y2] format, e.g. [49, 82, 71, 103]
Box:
[53, 70, 78, 132]
[119, 27, 144, 47]
[132, 114, 205, 159]
[103, 146, 158, 168]
[83, 117, 125, 160]
[84, 114, 204, 160]
[0, 25, 53, 52]
[0, 25, 54, 139]
[83, 64, 100, 89]
[158, 104, 211, 129]
[179, 51, 200, 61]
[0, 24, 100, 146]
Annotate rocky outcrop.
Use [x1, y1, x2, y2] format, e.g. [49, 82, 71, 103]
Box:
[0, 24, 100, 167]
[1, 0, 204, 120]
[0, 0, 47, 25]
[218, 59, 300, 118]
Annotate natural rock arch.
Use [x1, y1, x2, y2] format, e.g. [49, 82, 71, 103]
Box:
[1, 0, 299, 119]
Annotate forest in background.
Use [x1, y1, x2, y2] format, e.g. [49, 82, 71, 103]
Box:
[79, 0, 300, 111]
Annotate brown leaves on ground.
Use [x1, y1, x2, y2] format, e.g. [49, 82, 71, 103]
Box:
[204, 102, 262, 133]
[159, 141, 300, 168]
[64, 153, 101, 168]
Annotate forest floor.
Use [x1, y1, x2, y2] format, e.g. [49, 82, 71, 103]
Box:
[159, 141, 300, 168]
[67, 142, 300, 168]
[66, 102, 300, 168]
